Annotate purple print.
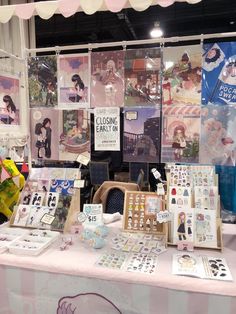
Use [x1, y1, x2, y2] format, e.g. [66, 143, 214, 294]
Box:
[91, 51, 124, 107]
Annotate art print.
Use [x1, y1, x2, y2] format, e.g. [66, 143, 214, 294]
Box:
[195, 209, 217, 248]
[172, 253, 203, 277]
[173, 208, 194, 244]
[29, 192, 45, 206]
[20, 180, 39, 204]
[94, 107, 120, 151]
[91, 51, 124, 107]
[169, 164, 191, 187]
[45, 192, 59, 208]
[202, 42, 236, 105]
[30, 108, 59, 161]
[124, 48, 161, 106]
[123, 107, 160, 163]
[26, 206, 50, 228]
[28, 56, 57, 108]
[51, 195, 72, 231]
[37, 179, 51, 192]
[161, 105, 200, 163]
[58, 54, 89, 108]
[59, 109, 90, 161]
[163, 45, 202, 105]
[200, 104, 236, 166]
[0, 73, 20, 125]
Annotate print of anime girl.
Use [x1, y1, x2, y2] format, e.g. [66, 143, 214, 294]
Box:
[177, 212, 186, 241]
[102, 59, 118, 106]
[35, 122, 45, 159]
[172, 125, 186, 161]
[69, 74, 85, 103]
[1, 95, 16, 124]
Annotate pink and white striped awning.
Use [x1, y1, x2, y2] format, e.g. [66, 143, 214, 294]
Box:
[0, 0, 202, 23]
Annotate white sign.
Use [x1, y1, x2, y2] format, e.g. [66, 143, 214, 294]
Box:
[83, 204, 103, 229]
[94, 107, 120, 151]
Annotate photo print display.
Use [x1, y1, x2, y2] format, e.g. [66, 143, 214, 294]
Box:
[162, 45, 202, 106]
[123, 107, 161, 163]
[59, 109, 90, 161]
[200, 104, 236, 166]
[202, 42, 236, 105]
[28, 56, 57, 108]
[161, 105, 201, 163]
[0, 74, 20, 125]
[30, 108, 59, 161]
[58, 54, 89, 108]
[124, 48, 161, 106]
[91, 51, 125, 107]
[94, 107, 120, 151]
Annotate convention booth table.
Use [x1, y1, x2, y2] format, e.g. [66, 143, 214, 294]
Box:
[0, 220, 235, 314]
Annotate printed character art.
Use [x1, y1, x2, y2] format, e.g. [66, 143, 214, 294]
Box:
[123, 107, 161, 163]
[177, 212, 186, 241]
[58, 54, 89, 108]
[30, 109, 59, 161]
[91, 51, 125, 107]
[59, 110, 90, 161]
[163, 45, 202, 105]
[202, 42, 236, 105]
[51, 195, 72, 231]
[28, 56, 57, 108]
[200, 104, 236, 166]
[0, 74, 20, 125]
[178, 254, 196, 269]
[124, 48, 161, 106]
[195, 213, 210, 244]
[161, 105, 200, 163]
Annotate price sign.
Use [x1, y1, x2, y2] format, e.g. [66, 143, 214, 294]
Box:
[82, 204, 103, 229]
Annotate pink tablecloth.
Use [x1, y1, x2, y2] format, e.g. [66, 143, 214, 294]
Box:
[0, 221, 235, 314]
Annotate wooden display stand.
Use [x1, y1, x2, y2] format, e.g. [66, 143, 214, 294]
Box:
[123, 191, 168, 241]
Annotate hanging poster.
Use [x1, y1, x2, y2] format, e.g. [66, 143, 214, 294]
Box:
[30, 108, 59, 161]
[0, 73, 20, 125]
[161, 105, 200, 163]
[58, 54, 89, 108]
[94, 107, 120, 151]
[91, 51, 124, 107]
[202, 42, 236, 105]
[58, 109, 90, 161]
[200, 104, 236, 166]
[123, 107, 160, 163]
[124, 48, 161, 106]
[28, 56, 57, 108]
[163, 45, 202, 106]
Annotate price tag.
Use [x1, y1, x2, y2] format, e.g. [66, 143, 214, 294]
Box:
[76, 153, 90, 166]
[74, 180, 85, 188]
[83, 204, 103, 229]
[40, 214, 55, 225]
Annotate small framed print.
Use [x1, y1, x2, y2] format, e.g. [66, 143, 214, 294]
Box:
[123, 191, 167, 235]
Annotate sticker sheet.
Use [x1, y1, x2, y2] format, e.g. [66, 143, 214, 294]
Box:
[96, 251, 128, 270]
[202, 256, 233, 281]
[202, 42, 236, 105]
[30, 108, 59, 161]
[124, 48, 161, 106]
[169, 164, 191, 187]
[28, 56, 57, 108]
[94, 107, 120, 151]
[194, 186, 218, 210]
[161, 105, 201, 163]
[163, 45, 202, 106]
[126, 253, 158, 274]
[169, 186, 192, 209]
[190, 165, 215, 186]
[200, 104, 236, 166]
[13, 205, 31, 227]
[123, 191, 164, 234]
[58, 109, 90, 161]
[91, 51, 125, 107]
[195, 209, 217, 248]
[0, 73, 20, 125]
[50, 179, 74, 195]
[58, 54, 89, 108]
[173, 208, 194, 244]
[123, 107, 161, 163]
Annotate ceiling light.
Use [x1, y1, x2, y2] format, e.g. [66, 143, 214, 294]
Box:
[150, 22, 163, 38]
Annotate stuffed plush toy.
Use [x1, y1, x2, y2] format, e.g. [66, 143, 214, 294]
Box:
[81, 225, 109, 249]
